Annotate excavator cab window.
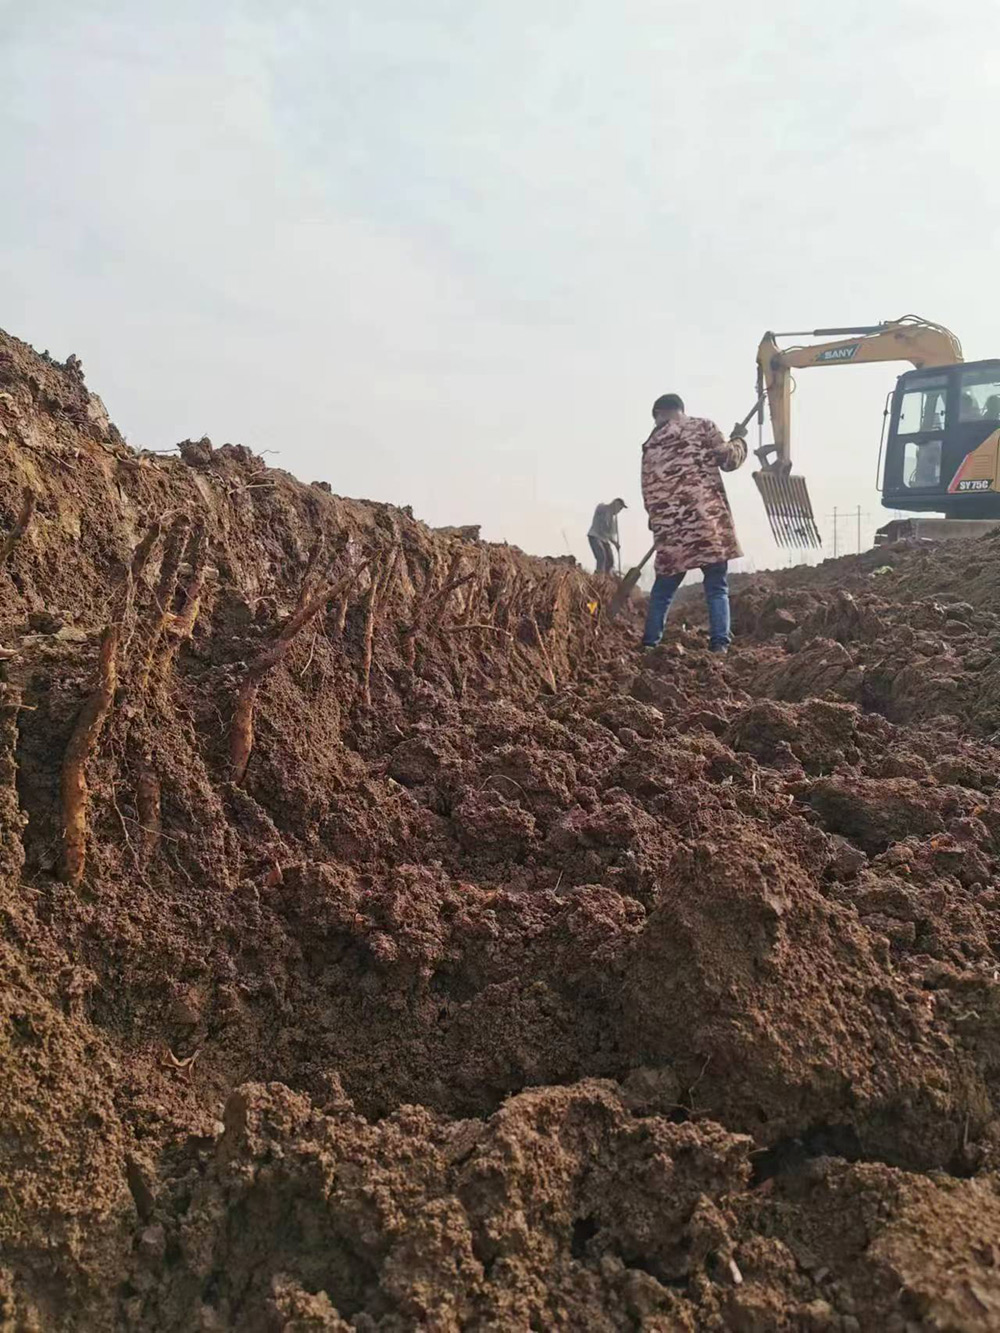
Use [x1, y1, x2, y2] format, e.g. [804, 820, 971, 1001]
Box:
[897, 374, 948, 434]
[960, 368, 1000, 421]
[903, 438, 942, 489]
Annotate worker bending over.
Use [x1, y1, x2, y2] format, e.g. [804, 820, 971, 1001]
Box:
[588, 498, 626, 575]
[640, 394, 747, 652]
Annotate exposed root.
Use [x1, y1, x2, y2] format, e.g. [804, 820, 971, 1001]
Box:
[402, 550, 476, 664]
[459, 549, 490, 625]
[360, 573, 380, 708]
[229, 681, 260, 787]
[0, 693, 27, 880]
[140, 515, 190, 688]
[160, 1047, 200, 1080]
[0, 488, 35, 566]
[545, 571, 574, 678]
[443, 623, 513, 637]
[428, 570, 476, 633]
[129, 521, 164, 581]
[528, 609, 558, 693]
[120, 521, 164, 658]
[135, 767, 162, 863]
[230, 560, 369, 783]
[493, 564, 523, 631]
[154, 523, 208, 678]
[59, 622, 121, 887]
[360, 549, 399, 707]
[108, 783, 138, 868]
[297, 629, 319, 679]
[375, 544, 402, 615]
[300, 533, 327, 600]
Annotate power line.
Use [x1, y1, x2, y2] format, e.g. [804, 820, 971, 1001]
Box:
[827, 505, 871, 556]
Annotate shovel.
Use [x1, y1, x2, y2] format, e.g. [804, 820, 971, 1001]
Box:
[607, 544, 656, 622]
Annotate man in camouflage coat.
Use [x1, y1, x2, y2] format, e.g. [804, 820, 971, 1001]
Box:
[640, 393, 747, 652]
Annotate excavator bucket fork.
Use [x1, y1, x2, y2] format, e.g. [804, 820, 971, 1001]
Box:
[752, 466, 822, 548]
[748, 366, 823, 550]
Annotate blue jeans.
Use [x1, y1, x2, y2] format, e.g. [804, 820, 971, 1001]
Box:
[642, 561, 731, 650]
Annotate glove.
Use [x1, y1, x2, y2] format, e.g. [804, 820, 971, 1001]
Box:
[730, 421, 748, 440]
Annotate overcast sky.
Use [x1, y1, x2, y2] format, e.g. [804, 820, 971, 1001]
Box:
[2, 0, 998, 570]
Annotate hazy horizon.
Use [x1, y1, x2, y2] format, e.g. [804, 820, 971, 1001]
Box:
[3, 1, 998, 572]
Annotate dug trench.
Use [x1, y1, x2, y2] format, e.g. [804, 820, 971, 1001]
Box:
[2, 327, 1000, 1330]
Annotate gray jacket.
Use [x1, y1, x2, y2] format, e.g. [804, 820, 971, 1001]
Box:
[588, 503, 620, 545]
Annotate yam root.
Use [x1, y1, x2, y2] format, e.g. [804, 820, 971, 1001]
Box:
[56, 518, 165, 885]
[59, 623, 121, 887]
[428, 570, 476, 633]
[401, 551, 475, 664]
[140, 515, 190, 687]
[155, 523, 208, 676]
[229, 677, 261, 786]
[360, 551, 399, 707]
[120, 521, 163, 658]
[459, 551, 490, 625]
[129, 521, 163, 581]
[301, 533, 327, 597]
[230, 560, 369, 783]
[528, 610, 558, 693]
[375, 545, 401, 615]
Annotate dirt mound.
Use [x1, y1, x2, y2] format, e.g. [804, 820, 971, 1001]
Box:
[3, 326, 1000, 1330]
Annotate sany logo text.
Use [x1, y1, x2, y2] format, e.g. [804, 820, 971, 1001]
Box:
[816, 344, 861, 363]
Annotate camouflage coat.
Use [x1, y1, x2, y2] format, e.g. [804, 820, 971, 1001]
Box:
[641, 414, 747, 577]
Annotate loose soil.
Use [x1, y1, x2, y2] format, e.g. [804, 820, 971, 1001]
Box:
[2, 328, 1000, 1331]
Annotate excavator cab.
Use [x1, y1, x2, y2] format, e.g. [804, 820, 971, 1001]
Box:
[882, 360, 1000, 519]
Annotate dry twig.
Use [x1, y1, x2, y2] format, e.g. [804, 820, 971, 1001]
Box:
[443, 623, 513, 637]
[297, 629, 319, 679]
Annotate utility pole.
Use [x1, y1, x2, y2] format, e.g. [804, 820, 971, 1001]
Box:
[828, 506, 869, 556]
[853, 506, 870, 553]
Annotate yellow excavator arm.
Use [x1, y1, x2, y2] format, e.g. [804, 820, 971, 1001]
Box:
[750, 316, 963, 548]
[757, 315, 964, 473]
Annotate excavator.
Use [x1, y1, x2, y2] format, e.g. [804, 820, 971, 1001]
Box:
[751, 315, 1000, 548]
